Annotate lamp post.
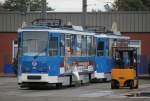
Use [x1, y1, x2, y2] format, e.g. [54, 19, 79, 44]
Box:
[26, 0, 31, 13]
[82, 0, 87, 28]
[41, 0, 47, 19]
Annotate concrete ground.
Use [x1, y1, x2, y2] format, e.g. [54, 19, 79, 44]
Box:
[0, 77, 150, 101]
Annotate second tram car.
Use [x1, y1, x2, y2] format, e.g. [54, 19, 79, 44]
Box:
[93, 33, 130, 82]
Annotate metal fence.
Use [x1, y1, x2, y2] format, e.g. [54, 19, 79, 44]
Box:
[0, 11, 150, 32]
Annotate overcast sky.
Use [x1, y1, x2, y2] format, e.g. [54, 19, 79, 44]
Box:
[0, 0, 114, 12]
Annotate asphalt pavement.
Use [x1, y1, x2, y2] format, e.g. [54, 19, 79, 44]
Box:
[0, 77, 150, 101]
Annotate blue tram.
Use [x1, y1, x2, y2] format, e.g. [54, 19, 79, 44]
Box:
[17, 19, 96, 88]
[93, 33, 130, 81]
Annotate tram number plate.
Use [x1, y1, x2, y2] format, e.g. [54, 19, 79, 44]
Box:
[27, 75, 41, 80]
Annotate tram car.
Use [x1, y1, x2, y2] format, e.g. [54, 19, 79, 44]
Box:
[17, 19, 96, 88]
[92, 33, 130, 82]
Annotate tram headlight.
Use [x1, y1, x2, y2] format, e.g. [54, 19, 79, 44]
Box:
[22, 66, 31, 72]
[21, 64, 31, 73]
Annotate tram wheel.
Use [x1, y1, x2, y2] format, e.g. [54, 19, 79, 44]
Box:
[56, 83, 62, 89]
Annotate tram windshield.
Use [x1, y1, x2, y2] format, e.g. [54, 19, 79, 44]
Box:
[22, 31, 48, 56]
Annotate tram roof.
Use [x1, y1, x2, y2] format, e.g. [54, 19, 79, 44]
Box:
[94, 33, 130, 40]
[18, 27, 95, 36]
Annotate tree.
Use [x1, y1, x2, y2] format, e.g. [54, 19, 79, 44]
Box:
[2, 0, 53, 12]
[112, 0, 150, 11]
[104, 4, 113, 12]
[0, 2, 5, 11]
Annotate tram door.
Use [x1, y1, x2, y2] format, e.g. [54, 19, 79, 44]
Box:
[48, 32, 61, 76]
[97, 40, 105, 56]
[95, 38, 111, 76]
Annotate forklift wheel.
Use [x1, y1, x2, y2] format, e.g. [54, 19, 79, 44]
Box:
[134, 80, 138, 89]
[130, 80, 134, 89]
[130, 80, 138, 89]
[111, 80, 119, 89]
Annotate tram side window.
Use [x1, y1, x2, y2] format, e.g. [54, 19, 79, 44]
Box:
[65, 34, 71, 55]
[65, 34, 76, 55]
[97, 41, 104, 56]
[71, 35, 76, 55]
[81, 36, 87, 56]
[93, 37, 96, 55]
[60, 34, 65, 56]
[49, 37, 58, 56]
[76, 35, 82, 56]
[87, 36, 94, 56]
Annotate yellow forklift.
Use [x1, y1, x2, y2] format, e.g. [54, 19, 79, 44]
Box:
[111, 47, 138, 89]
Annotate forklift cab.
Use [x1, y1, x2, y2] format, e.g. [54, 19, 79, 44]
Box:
[111, 47, 138, 89]
[114, 47, 137, 69]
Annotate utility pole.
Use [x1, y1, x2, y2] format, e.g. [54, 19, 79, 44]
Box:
[27, 0, 30, 13]
[41, 0, 47, 19]
[82, 0, 87, 28]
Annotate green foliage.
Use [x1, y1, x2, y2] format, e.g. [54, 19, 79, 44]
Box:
[113, 0, 150, 11]
[0, 2, 4, 10]
[1, 0, 53, 12]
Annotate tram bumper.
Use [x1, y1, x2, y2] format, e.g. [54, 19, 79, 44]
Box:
[18, 73, 59, 84]
[92, 71, 111, 81]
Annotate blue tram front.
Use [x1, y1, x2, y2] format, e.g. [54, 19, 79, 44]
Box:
[17, 20, 96, 88]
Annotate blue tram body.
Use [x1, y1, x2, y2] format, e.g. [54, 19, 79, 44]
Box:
[93, 34, 130, 81]
[17, 20, 96, 87]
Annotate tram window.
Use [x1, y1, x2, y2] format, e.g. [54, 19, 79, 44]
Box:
[65, 34, 71, 55]
[81, 36, 87, 56]
[65, 34, 76, 56]
[49, 37, 58, 56]
[87, 36, 93, 56]
[76, 35, 82, 56]
[93, 37, 96, 55]
[71, 35, 76, 55]
[22, 31, 48, 56]
[60, 34, 65, 56]
[66, 34, 71, 47]
[97, 41, 104, 56]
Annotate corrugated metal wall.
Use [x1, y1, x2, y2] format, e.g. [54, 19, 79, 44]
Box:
[0, 11, 150, 32]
